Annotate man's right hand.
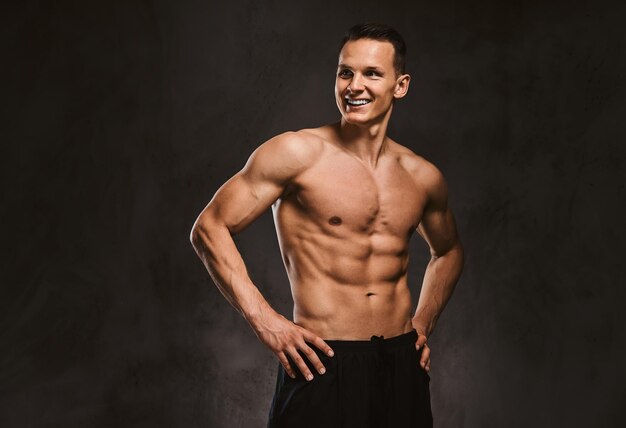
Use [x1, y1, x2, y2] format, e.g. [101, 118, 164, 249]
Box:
[251, 311, 335, 381]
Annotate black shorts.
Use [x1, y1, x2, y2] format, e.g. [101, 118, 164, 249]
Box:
[267, 329, 432, 428]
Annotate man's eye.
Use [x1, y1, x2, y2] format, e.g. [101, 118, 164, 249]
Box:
[338, 70, 352, 77]
[366, 70, 380, 77]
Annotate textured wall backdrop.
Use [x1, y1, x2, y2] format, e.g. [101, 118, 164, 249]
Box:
[1, 0, 625, 427]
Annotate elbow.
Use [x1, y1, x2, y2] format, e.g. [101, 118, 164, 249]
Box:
[455, 240, 465, 269]
[189, 224, 202, 248]
[450, 240, 465, 273]
[189, 223, 205, 253]
[189, 215, 231, 251]
[189, 217, 216, 250]
[452, 238, 464, 258]
[430, 238, 464, 262]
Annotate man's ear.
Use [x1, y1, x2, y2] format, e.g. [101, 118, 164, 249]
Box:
[394, 73, 411, 99]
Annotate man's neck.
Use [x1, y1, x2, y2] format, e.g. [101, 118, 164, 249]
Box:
[335, 109, 392, 169]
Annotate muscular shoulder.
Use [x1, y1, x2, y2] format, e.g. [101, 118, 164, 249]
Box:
[390, 140, 449, 210]
[242, 130, 324, 183]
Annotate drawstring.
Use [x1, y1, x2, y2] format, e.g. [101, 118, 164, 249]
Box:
[370, 334, 395, 368]
[370, 334, 384, 345]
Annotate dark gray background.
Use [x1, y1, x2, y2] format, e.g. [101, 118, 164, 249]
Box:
[2, 0, 625, 427]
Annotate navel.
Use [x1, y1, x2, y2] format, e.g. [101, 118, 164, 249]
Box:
[366, 292, 375, 297]
[328, 216, 343, 226]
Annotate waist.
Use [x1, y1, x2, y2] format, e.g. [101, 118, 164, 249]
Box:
[320, 329, 418, 350]
[294, 290, 413, 340]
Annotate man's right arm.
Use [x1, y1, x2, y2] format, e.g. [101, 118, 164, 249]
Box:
[189, 132, 333, 381]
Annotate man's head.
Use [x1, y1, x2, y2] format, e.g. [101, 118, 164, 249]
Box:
[335, 23, 411, 126]
[339, 23, 407, 76]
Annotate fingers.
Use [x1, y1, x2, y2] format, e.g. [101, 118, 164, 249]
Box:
[420, 343, 431, 372]
[298, 343, 327, 376]
[277, 351, 296, 379]
[286, 346, 315, 381]
[304, 332, 335, 358]
[414, 331, 430, 372]
[266, 321, 335, 382]
[415, 333, 428, 351]
[282, 330, 335, 382]
[414, 332, 430, 372]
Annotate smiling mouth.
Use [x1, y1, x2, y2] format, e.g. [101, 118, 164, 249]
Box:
[345, 98, 372, 106]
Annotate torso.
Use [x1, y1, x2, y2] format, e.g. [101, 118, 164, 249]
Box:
[271, 125, 431, 340]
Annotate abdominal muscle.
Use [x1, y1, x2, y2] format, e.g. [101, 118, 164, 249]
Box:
[293, 276, 415, 341]
[274, 204, 415, 340]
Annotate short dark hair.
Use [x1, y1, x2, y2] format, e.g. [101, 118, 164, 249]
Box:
[339, 23, 407, 75]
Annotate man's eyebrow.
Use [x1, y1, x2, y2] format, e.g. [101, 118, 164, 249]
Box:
[337, 63, 385, 72]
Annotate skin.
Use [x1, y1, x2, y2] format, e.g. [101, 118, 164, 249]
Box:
[190, 38, 464, 382]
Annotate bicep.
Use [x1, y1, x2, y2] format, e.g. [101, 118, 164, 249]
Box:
[197, 132, 314, 235]
[416, 166, 460, 257]
[417, 206, 459, 257]
[203, 170, 284, 234]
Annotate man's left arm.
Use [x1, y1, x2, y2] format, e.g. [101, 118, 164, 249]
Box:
[412, 164, 465, 371]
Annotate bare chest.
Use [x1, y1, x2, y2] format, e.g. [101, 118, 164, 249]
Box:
[290, 153, 427, 236]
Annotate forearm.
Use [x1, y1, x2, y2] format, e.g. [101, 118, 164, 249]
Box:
[190, 219, 276, 328]
[412, 242, 464, 337]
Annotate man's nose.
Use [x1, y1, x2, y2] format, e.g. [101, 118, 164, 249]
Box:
[348, 73, 365, 92]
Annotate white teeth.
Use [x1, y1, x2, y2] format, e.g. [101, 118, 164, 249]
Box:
[346, 99, 371, 106]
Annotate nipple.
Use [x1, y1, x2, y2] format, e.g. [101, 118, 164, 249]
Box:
[328, 216, 342, 226]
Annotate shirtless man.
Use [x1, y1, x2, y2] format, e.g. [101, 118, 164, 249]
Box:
[190, 23, 464, 427]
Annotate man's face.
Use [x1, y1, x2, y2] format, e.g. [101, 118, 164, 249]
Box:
[334, 39, 409, 126]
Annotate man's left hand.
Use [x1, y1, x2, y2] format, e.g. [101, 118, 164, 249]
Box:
[415, 333, 430, 373]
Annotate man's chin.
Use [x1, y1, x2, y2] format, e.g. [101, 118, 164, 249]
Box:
[340, 112, 378, 127]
